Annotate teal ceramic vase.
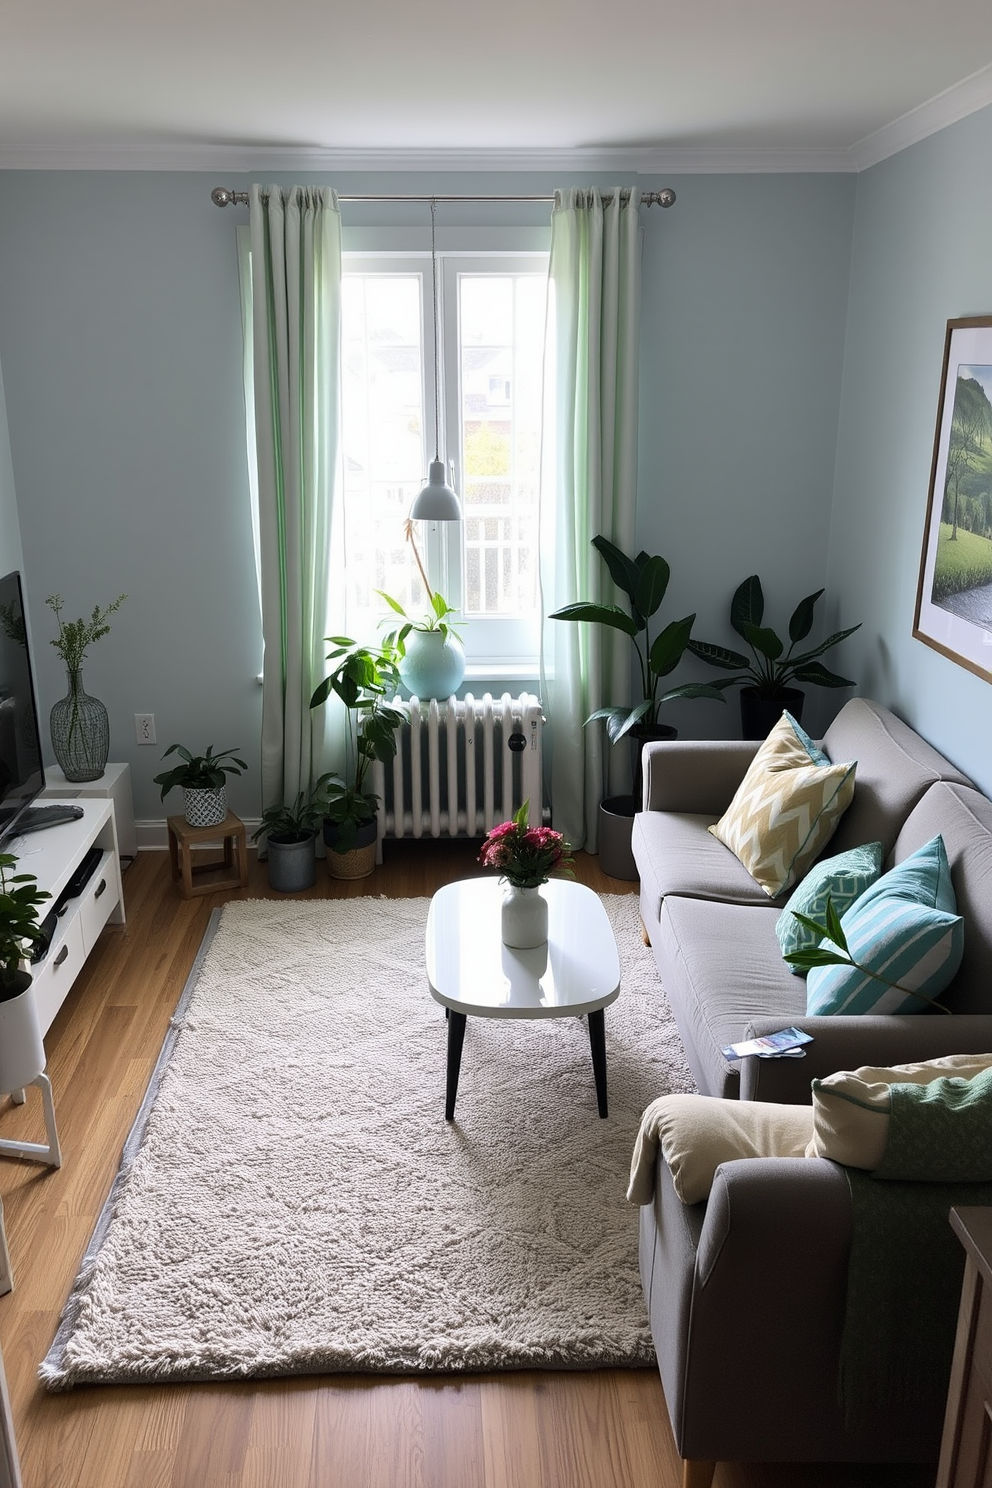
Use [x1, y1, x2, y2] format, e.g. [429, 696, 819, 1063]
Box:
[398, 631, 465, 700]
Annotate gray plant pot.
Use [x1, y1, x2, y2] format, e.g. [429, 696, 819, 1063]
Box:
[265, 832, 317, 893]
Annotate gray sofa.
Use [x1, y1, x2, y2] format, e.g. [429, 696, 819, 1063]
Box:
[630, 696, 992, 1483]
[632, 696, 992, 1102]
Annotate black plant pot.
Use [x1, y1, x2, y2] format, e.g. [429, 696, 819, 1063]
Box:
[739, 687, 805, 740]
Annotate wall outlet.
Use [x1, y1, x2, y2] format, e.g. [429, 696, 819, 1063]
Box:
[134, 713, 156, 745]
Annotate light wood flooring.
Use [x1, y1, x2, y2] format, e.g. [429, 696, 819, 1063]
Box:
[0, 842, 933, 1488]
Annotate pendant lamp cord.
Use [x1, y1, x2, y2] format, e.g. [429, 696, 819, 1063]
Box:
[430, 197, 441, 464]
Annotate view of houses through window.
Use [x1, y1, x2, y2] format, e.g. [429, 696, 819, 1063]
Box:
[340, 254, 549, 668]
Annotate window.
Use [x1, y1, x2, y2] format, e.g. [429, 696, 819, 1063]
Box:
[340, 253, 549, 673]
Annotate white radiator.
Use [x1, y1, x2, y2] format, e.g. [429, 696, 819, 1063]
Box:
[371, 692, 545, 855]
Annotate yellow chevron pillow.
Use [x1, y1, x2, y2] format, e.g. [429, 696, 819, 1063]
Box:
[709, 712, 856, 898]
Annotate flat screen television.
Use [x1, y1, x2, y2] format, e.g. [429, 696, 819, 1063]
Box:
[0, 570, 45, 843]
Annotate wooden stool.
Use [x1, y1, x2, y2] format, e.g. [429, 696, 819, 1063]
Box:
[167, 811, 249, 898]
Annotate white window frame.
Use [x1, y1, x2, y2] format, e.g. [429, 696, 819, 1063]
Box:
[342, 248, 550, 679]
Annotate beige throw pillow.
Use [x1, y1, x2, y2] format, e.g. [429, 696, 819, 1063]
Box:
[709, 712, 856, 897]
[808, 1052, 992, 1169]
[628, 1093, 814, 1205]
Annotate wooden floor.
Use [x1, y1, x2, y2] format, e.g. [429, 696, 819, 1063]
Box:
[0, 841, 934, 1488]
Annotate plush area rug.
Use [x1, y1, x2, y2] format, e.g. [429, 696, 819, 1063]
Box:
[41, 893, 693, 1389]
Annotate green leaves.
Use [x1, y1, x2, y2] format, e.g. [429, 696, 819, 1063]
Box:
[46, 593, 127, 672]
[0, 852, 50, 984]
[310, 635, 406, 807]
[152, 744, 247, 799]
[549, 535, 723, 739]
[690, 574, 861, 699]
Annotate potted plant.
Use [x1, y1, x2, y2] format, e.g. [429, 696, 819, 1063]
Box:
[549, 535, 724, 877]
[45, 591, 127, 783]
[686, 575, 862, 738]
[251, 789, 326, 893]
[309, 636, 405, 879]
[0, 852, 51, 1096]
[377, 519, 465, 699]
[153, 744, 247, 828]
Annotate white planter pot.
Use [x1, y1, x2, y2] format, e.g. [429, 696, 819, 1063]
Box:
[0, 975, 46, 1093]
[183, 786, 227, 828]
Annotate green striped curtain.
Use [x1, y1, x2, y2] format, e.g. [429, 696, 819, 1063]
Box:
[247, 185, 342, 811]
[540, 187, 642, 850]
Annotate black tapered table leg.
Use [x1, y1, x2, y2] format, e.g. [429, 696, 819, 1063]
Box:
[587, 1008, 608, 1118]
[445, 1011, 467, 1121]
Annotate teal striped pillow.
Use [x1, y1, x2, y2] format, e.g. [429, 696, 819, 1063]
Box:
[776, 840, 884, 972]
[805, 835, 963, 1016]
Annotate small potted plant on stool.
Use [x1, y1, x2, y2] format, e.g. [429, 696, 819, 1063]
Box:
[153, 744, 247, 828]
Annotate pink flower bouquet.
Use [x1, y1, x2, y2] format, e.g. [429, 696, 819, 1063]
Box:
[478, 801, 574, 889]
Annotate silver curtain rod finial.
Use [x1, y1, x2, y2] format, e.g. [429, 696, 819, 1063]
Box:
[211, 187, 248, 207]
[647, 189, 676, 208]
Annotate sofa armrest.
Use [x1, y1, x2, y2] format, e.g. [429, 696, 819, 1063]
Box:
[678, 1158, 859, 1462]
[640, 739, 760, 814]
[738, 1013, 992, 1103]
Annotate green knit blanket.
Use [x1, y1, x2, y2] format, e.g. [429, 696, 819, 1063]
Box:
[840, 1071, 992, 1424]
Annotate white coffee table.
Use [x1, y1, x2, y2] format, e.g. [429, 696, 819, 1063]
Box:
[425, 877, 621, 1120]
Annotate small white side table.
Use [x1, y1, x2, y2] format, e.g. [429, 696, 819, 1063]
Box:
[42, 762, 137, 860]
[425, 878, 622, 1120]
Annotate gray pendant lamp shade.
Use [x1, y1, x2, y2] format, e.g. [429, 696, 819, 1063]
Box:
[410, 461, 461, 520]
[412, 198, 462, 524]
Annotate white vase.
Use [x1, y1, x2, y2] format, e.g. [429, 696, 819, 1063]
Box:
[0, 974, 46, 1093]
[501, 884, 548, 948]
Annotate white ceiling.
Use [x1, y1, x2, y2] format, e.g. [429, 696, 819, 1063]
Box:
[4, 0, 992, 172]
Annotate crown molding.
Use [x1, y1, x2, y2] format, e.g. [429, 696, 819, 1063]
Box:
[0, 140, 857, 174]
[4, 63, 992, 177]
[850, 61, 992, 170]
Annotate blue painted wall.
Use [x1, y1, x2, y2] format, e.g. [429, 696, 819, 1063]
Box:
[0, 160, 933, 822]
[827, 103, 992, 794]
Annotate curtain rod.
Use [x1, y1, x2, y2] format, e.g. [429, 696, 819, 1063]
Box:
[210, 187, 675, 209]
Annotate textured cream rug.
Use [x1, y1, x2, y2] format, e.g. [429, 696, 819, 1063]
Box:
[41, 893, 693, 1389]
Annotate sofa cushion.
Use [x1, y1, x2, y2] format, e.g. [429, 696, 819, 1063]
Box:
[627, 1093, 814, 1205]
[892, 783, 992, 1013]
[808, 1052, 992, 1171]
[821, 698, 972, 859]
[805, 836, 963, 1016]
[657, 895, 805, 1097]
[633, 812, 785, 927]
[709, 712, 856, 898]
[776, 840, 883, 970]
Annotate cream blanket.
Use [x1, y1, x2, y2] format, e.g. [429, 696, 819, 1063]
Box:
[627, 1094, 814, 1205]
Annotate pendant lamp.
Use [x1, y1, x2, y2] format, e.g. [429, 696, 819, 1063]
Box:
[410, 199, 462, 522]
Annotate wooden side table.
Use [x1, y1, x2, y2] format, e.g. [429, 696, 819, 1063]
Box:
[937, 1207, 992, 1487]
[167, 812, 249, 898]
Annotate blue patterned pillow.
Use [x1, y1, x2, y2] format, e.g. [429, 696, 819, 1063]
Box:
[776, 841, 883, 972]
[806, 835, 963, 1016]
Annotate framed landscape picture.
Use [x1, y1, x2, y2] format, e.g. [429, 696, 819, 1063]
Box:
[914, 316, 992, 683]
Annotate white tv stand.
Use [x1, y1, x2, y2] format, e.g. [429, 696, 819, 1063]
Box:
[9, 799, 125, 1039]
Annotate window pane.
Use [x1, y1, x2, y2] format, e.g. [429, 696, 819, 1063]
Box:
[340, 274, 428, 618]
[458, 272, 546, 620]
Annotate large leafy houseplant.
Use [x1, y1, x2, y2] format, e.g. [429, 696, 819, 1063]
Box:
[309, 636, 405, 854]
[686, 575, 861, 735]
[0, 852, 50, 1002]
[549, 535, 725, 745]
